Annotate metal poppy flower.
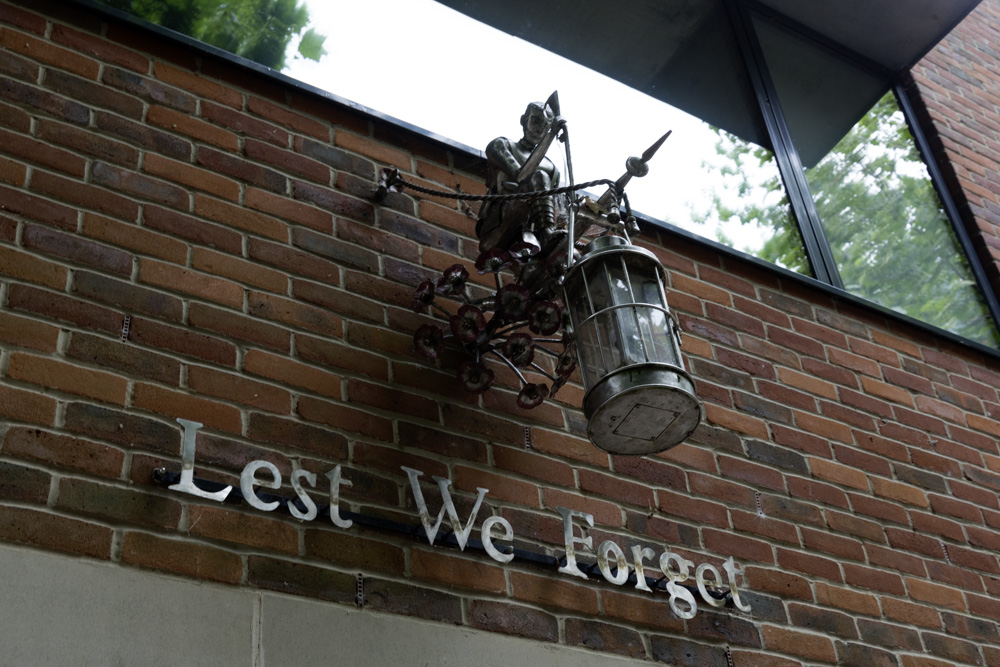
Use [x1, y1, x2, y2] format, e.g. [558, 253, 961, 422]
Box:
[436, 263, 469, 296]
[458, 361, 494, 394]
[411, 280, 436, 312]
[497, 284, 531, 320]
[450, 304, 487, 343]
[555, 348, 577, 377]
[502, 333, 535, 367]
[508, 240, 540, 264]
[516, 382, 549, 409]
[475, 248, 512, 274]
[527, 300, 563, 336]
[545, 247, 579, 284]
[413, 324, 445, 360]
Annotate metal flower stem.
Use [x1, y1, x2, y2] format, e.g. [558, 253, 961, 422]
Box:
[430, 302, 452, 319]
[488, 350, 528, 386]
[533, 344, 562, 358]
[528, 361, 558, 382]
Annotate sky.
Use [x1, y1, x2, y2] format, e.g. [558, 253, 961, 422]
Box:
[282, 0, 783, 255]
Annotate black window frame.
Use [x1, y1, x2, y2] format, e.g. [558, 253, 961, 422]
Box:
[723, 0, 1000, 342]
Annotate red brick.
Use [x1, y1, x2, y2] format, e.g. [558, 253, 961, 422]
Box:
[187, 505, 298, 554]
[7, 352, 127, 405]
[248, 95, 328, 140]
[188, 365, 290, 414]
[0, 384, 54, 426]
[777, 547, 843, 581]
[0, 126, 86, 176]
[657, 488, 729, 528]
[132, 383, 242, 434]
[801, 526, 865, 561]
[0, 309, 59, 352]
[139, 259, 244, 308]
[187, 302, 289, 352]
[844, 563, 905, 595]
[144, 153, 240, 201]
[0, 244, 68, 289]
[882, 597, 941, 629]
[296, 395, 393, 442]
[248, 291, 341, 336]
[510, 570, 599, 615]
[91, 161, 187, 209]
[0, 505, 111, 559]
[815, 582, 880, 616]
[156, 64, 243, 108]
[122, 531, 242, 584]
[245, 186, 331, 232]
[411, 549, 506, 594]
[870, 476, 928, 507]
[199, 147, 285, 193]
[130, 317, 236, 366]
[0, 28, 99, 78]
[762, 626, 836, 663]
[143, 205, 241, 253]
[51, 24, 148, 72]
[906, 577, 967, 611]
[295, 334, 388, 380]
[82, 213, 187, 264]
[147, 104, 239, 150]
[528, 428, 608, 467]
[22, 223, 132, 275]
[810, 457, 869, 490]
[191, 247, 285, 292]
[796, 411, 853, 444]
[244, 349, 341, 398]
[248, 412, 347, 460]
[0, 183, 77, 229]
[704, 402, 769, 439]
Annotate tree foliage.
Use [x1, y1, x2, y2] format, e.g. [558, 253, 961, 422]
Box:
[703, 92, 999, 347]
[98, 0, 326, 70]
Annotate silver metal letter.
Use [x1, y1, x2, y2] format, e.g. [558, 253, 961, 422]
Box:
[556, 507, 594, 580]
[325, 465, 354, 529]
[402, 466, 488, 550]
[481, 515, 515, 564]
[240, 460, 280, 512]
[695, 563, 726, 608]
[290, 469, 318, 521]
[660, 551, 697, 619]
[630, 545, 656, 592]
[723, 556, 752, 612]
[168, 418, 232, 502]
[597, 540, 629, 586]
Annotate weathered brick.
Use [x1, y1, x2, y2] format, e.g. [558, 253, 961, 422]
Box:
[0, 244, 69, 289]
[510, 570, 599, 614]
[188, 365, 290, 414]
[122, 531, 242, 584]
[469, 600, 559, 643]
[0, 384, 57, 426]
[73, 271, 183, 321]
[82, 213, 187, 263]
[132, 383, 242, 434]
[7, 351, 127, 405]
[0, 460, 50, 504]
[23, 223, 132, 275]
[297, 395, 394, 442]
[0, 505, 111, 559]
[0, 309, 59, 352]
[762, 626, 836, 662]
[247, 412, 347, 459]
[3, 426, 124, 478]
[193, 193, 287, 241]
[248, 291, 341, 336]
[188, 302, 290, 352]
[144, 153, 240, 201]
[55, 477, 181, 529]
[130, 317, 237, 366]
[1, 27, 99, 78]
[187, 504, 298, 553]
[91, 161, 188, 209]
[247, 555, 355, 603]
[148, 105, 238, 150]
[139, 258, 244, 308]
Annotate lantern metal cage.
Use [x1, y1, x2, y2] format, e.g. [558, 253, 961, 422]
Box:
[563, 235, 702, 455]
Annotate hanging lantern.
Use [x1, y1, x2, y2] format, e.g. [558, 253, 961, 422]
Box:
[562, 236, 701, 455]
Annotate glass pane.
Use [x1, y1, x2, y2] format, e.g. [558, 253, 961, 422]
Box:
[754, 14, 999, 347]
[807, 93, 1000, 346]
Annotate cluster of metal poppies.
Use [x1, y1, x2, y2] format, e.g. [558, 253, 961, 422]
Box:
[411, 243, 578, 409]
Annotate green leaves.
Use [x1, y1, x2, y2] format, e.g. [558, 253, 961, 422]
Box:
[297, 27, 327, 62]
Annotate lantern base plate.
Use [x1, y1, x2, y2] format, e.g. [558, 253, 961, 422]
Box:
[584, 364, 702, 455]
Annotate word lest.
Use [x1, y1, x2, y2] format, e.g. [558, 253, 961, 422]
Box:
[168, 418, 750, 618]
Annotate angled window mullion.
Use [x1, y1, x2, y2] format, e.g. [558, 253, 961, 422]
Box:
[894, 81, 1000, 334]
[724, 0, 843, 288]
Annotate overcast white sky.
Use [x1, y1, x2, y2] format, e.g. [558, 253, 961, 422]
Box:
[282, 0, 782, 253]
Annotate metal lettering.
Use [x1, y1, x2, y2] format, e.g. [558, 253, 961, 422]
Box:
[597, 540, 629, 586]
[168, 419, 232, 502]
[241, 460, 281, 512]
[660, 551, 697, 619]
[401, 466, 488, 550]
[289, 469, 318, 521]
[481, 516, 514, 564]
[325, 465, 354, 529]
[695, 563, 726, 608]
[556, 507, 594, 580]
[630, 545, 656, 592]
[723, 556, 752, 612]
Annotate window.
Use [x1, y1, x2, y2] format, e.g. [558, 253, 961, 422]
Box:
[90, 0, 999, 346]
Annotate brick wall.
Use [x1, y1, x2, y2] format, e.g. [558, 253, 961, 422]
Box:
[2, 1, 1000, 664]
[908, 0, 1000, 300]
